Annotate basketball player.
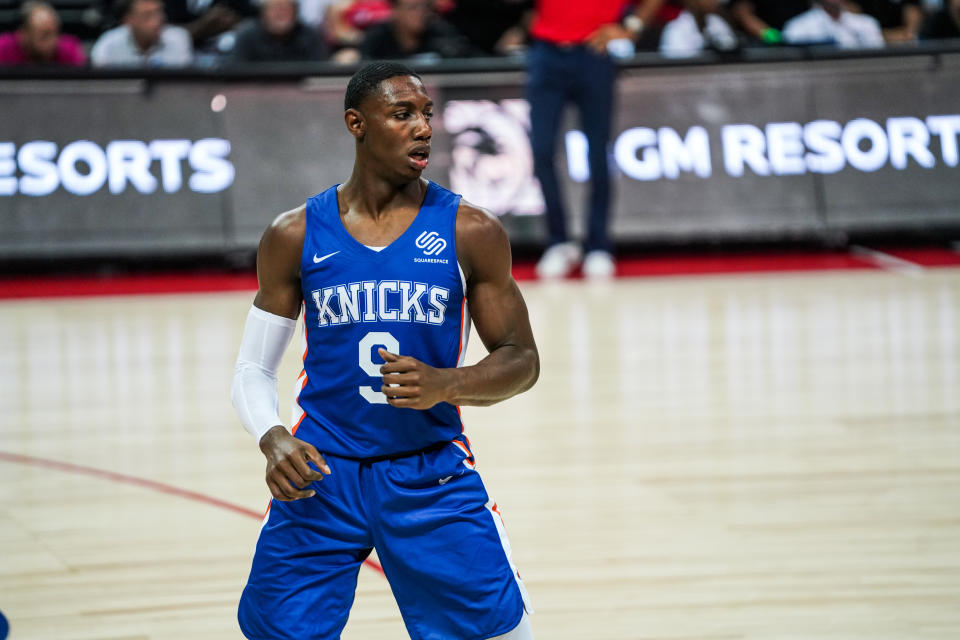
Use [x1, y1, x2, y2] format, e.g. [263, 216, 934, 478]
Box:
[231, 62, 539, 639]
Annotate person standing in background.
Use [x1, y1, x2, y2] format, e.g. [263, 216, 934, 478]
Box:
[0, 2, 86, 66]
[527, 0, 645, 280]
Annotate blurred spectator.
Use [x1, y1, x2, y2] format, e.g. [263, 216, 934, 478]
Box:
[920, 0, 960, 37]
[92, 0, 194, 66]
[528, 0, 650, 280]
[299, 0, 338, 28]
[848, 0, 923, 42]
[628, 0, 687, 50]
[232, 0, 327, 61]
[729, 0, 810, 45]
[783, 0, 885, 47]
[444, 0, 533, 56]
[163, 0, 253, 50]
[0, 1, 86, 66]
[660, 0, 738, 57]
[325, 0, 391, 52]
[361, 0, 472, 60]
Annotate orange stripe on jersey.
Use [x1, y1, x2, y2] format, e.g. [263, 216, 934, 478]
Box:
[300, 305, 309, 364]
[292, 310, 310, 437]
[490, 501, 508, 529]
[452, 439, 470, 456]
[291, 374, 309, 435]
[452, 439, 476, 469]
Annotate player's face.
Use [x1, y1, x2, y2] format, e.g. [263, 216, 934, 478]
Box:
[361, 76, 434, 179]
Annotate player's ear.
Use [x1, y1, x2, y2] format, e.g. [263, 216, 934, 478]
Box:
[345, 108, 365, 141]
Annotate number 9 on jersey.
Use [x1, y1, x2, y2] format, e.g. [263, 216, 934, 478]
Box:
[358, 331, 399, 404]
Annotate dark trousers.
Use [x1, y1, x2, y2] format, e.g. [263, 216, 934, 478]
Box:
[526, 39, 615, 253]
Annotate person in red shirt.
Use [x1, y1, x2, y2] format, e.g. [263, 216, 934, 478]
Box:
[0, 1, 86, 66]
[528, 0, 647, 280]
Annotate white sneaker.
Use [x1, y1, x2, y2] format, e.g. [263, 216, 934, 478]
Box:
[536, 242, 582, 279]
[582, 250, 616, 280]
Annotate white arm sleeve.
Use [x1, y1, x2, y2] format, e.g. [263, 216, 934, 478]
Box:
[231, 305, 298, 443]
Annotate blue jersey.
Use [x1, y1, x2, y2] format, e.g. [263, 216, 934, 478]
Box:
[292, 181, 470, 459]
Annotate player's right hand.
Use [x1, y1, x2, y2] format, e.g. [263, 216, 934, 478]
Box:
[258, 425, 331, 501]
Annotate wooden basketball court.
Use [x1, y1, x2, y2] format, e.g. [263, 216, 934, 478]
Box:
[2, 264, 959, 639]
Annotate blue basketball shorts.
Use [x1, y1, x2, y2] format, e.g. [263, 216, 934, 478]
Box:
[237, 437, 532, 640]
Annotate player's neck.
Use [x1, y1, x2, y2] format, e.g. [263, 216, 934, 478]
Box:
[339, 170, 425, 220]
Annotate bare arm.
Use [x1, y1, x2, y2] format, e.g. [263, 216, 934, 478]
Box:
[893, 4, 924, 41]
[252, 206, 305, 321]
[324, 0, 365, 47]
[378, 202, 539, 408]
[245, 207, 331, 500]
[585, 0, 667, 53]
[731, 1, 775, 40]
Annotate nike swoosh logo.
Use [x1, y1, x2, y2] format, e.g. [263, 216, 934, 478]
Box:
[313, 251, 339, 263]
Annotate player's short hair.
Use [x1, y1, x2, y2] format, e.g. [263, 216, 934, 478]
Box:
[344, 62, 422, 112]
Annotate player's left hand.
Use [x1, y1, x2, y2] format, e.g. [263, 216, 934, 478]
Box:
[378, 348, 451, 410]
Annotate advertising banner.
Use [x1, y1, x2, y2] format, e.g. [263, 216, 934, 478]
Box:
[1, 53, 958, 260]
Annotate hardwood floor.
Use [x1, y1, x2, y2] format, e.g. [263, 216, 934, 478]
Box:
[1, 267, 958, 639]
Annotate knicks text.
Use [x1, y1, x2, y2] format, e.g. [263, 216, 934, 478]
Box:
[310, 280, 450, 328]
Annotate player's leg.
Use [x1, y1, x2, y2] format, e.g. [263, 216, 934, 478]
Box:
[368, 439, 533, 640]
[238, 455, 373, 640]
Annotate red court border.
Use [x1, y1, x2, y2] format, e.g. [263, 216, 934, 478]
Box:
[2, 248, 959, 300]
[0, 450, 386, 576]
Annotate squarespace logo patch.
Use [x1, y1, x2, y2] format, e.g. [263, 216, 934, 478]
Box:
[0, 138, 235, 196]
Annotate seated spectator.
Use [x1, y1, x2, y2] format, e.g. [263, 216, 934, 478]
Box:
[298, 0, 338, 28]
[92, 0, 194, 66]
[231, 0, 327, 62]
[616, 0, 687, 51]
[444, 0, 532, 56]
[920, 0, 960, 38]
[783, 0, 885, 48]
[848, 0, 924, 42]
[361, 0, 472, 60]
[729, 0, 810, 45]
[325, 0, 391, 51]
[0, 1, 86, 66]
[660, 0, 738, 57]
[163, 0, 254, 50]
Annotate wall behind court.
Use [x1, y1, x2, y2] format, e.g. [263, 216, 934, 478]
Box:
[0, 52, 958, 260]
